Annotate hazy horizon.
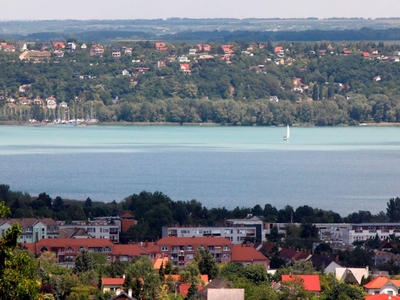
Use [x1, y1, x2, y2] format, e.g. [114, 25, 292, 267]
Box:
[1, 0, 399, 21]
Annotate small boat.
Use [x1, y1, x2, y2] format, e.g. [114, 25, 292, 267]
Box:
[283, 124, 290, 140]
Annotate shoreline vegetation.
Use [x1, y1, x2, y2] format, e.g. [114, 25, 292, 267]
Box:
[1, 120, 400, 127]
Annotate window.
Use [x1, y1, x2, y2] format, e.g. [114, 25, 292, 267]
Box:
[103, 228, 109, 233]
[161, 245, 168, 251]
[186, 254, 194, 259]
[181, 229, 190, 234]
[223, 254, 230, 258]
[186, 245, 194, 251]
[66, 247, 74, 253]
[104, 246, 111, 253]
[78, 246, 85, 252]
[40, 246, 48, 252]
[223, 245, 231, 251]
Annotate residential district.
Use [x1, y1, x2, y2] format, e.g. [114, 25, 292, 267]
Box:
[2, 212, 400, 299]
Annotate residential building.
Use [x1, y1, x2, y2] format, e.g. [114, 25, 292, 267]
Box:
[90, 44, 105, 56]
[155, 42, 168, 51]
[0, 218, 59, 243]
[342, 223, 400, 245]
[157, 60, 166, 69]
[53, 42, 65, 50]
[364, 276, 400, 295]
[226, 215, 265, 243]
[46, 96, 57, 109]
[180, 64, 191, 74]
[231, 244, 270, 269]
[335, 267, 369, 285]
[59, 221, 119, 242]
[33, 96, 44, 106]
[25, 238, 115, 262]
[108, 290, 136, 300]
[366, 295, 400, 300]
[112, 46, 121, 58]
[162, 225, 257, 244]
[120, 213, 137, 232]
[66, 42, 77, 51]
[281, 274, 321, 294]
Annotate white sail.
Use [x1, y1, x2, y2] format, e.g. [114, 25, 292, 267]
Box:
[283, 124, 290, 140]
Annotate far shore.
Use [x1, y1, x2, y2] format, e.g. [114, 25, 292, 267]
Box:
[1, 121, 400, 127]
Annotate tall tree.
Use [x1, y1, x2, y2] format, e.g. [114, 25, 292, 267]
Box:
[0, 201, 39, 299]
[73, 249, 96, 274]
[195, 248, 218, 280]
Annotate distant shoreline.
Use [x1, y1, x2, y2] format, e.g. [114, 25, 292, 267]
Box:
[1, 121, 400, 127]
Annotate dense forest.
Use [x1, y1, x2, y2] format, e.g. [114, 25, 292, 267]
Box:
[1, 39, 400, 125]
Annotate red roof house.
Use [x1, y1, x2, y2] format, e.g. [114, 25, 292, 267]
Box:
[179, 283, 204, 296]
[364, 276, 400, 295]
[281, 275, 321, 293]
[231, 244, 270, 269]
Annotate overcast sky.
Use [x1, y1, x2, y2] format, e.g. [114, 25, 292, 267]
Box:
[1, 0, 399, 20]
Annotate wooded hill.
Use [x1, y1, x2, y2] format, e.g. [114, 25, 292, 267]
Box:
[1, 40, 400, 125]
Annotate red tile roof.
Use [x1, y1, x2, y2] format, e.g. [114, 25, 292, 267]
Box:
[113, 244, 150, 257]
[179, 283, 203, 296]
[281, 275, 321, 292]
[102, 278, 125, 285]
[120, 213, 135, 219]
[364, 276, 391, 289]
[231, 244, 268, 262]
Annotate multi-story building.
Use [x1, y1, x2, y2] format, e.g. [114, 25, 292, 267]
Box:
[226, 215, 266, 243]
[0, 218, 59, 243]
[342, 223, 400, 245]
[89, 44, 104, 56]
[162, 225, 257, 244]
[59, 220, 119, 243]
[139, 236, 269, 269]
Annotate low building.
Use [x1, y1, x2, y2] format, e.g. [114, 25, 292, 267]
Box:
[364, 276, 400, 295]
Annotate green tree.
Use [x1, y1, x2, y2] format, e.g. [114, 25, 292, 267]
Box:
[0, 201, 39, 300]
[73, 249, 96, 274]
[387, 197, 400, 221]
[325, 281, 364, 300]
[195, 247, 218, 280]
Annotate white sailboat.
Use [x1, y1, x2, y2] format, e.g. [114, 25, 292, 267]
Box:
[283, 124, 290, 140]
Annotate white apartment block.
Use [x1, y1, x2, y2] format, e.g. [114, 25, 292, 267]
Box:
[342, 223, 400, 245]
[162, 226, 257, 244]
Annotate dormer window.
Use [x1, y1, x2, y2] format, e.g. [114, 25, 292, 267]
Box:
[78, 246, 85, 252]
[223, 245, 231, 251]
[104, 246, 111, 253]
[40, 246, 48, 252]
[186, 245, 194, 251]
[161, 245, 168, 251]
[66, 247, 74, 253]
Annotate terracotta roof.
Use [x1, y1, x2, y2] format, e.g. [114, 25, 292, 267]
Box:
[120, 213, 135, 219]
[178, 283, 203, 296]
[114, 244, 150, 257]
[281, 275, 321, 292]
[153, 253, 169, 269]
[102, 278, 125, 285]
[165, 274, 181, 282]
[366, 295, 400, 300]
[364, 276, 390, 289]
[231, 245, 269, 262]
[201, 274, 209, 284]
[0, 218, 57, 227]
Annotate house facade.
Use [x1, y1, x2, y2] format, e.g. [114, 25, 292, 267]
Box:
[59, 222, 119, 243]
[0, 218, 59, 243]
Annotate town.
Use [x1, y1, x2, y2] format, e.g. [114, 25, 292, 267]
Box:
[1, 186, 400, 299]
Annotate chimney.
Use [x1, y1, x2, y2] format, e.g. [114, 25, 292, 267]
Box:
[116, 288, 121, 295]
[128, 289, 132, 297]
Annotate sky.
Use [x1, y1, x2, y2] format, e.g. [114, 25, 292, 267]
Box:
[1, 0, 399, 20]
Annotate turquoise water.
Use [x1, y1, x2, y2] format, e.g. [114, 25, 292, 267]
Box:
[0, 125, 399, 215]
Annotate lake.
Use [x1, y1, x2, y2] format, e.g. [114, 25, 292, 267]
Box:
[0, 125, 399, 216]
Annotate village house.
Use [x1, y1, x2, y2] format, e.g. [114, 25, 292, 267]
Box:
[66, 42, 77, 51]
[364, 276, 400, 295]
[155, 42, 168, 51]
[373, 75, 382, 82]
[180, 63, 191, 74]
[112, 46, 121, 58]
[90, 44, 105, 56]
[53, 42, 65, 50]
[3, 44, 16, 52]
[19, 97, 32, 105]
[157, 60, 166, 68]
[121, 69, 130, 76]
[46, 96, 57, 109]
[33, 96, 44, 106]
[274, 46, 285, 57]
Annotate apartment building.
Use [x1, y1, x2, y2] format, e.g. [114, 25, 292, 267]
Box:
[59, 220, 119, 243]
[342, 223, 400, 245]
[162, 225, 257, 244]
